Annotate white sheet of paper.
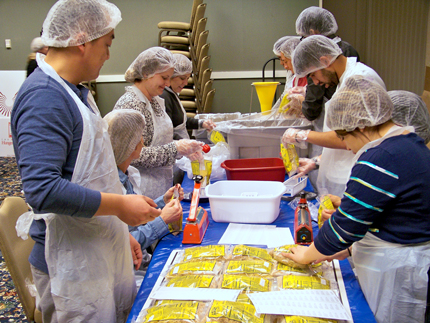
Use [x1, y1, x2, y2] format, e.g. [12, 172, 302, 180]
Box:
[248, 290, 352, 321]
[218, 223, 294, 247]
[150, 287, 240, 302]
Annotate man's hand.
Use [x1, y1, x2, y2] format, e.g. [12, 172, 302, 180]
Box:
[160, 199, 182, 225]
[129, 233, 142, 270]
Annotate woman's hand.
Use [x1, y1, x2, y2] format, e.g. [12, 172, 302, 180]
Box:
[281, 243, 324, 265]
[314, 248, 351, 264]
[281, 129, 310, 149]
[202, 120, 216, 132]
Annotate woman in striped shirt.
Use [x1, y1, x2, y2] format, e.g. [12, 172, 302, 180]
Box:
[284, 75, 430, 323]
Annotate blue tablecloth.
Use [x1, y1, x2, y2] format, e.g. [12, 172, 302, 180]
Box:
[127, 178, 376, 323]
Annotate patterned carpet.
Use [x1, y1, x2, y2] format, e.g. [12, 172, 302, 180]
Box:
[0, 157, 28, 322]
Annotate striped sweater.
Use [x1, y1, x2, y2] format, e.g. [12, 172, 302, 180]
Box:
[315, 133, 430, 256]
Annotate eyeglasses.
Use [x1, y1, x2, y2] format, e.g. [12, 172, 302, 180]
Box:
[140, 136, 145, 147]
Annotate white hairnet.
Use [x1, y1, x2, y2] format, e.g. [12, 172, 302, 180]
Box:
[30, 37, 45, 52]
[172, 53, 192, 78]
[389, 90, 430, 144]
[41, 0, 122, 48]
[279, 36, 301, 59]
[124, 47, 175, 83]
[292, 35, 342, 78]
[296, 6, 338, 37]
[273, 36, 290, 56]
[326, 75, 393, 132]
[104, 109, 146, 165]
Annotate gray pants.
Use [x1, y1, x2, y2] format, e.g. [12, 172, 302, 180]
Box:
[31, 265, 58, 323]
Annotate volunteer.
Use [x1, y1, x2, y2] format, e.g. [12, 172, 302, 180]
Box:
[295, 6, 360, 123]
[11, 1, 162, 322]
[114, 47, 204, 199]
[26, 37, 48, 77]
[104, 109, 183, 258]
[271, 36, 307, 115]
[284, 75, 430, 323]
[281, 35, 385, 196]
[272, 35, 296, 93]
[161, 53, 215, 140]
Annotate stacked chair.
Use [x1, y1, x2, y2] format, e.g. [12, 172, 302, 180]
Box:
[157, 0, 215, 115]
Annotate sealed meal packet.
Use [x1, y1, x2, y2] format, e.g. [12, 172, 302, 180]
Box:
[221, 274, 274, 293]
[231, 245, 274, 262]
[180, 245, 232, 262]
[138, 300, 210, 323]
[205, 300, 273, 323]
[167, 260, 223, 277]
[163, 274, 221, 289]
[277, 275, 331, 290]
[224, 259, 274, 276]
[278, 316, 338, 323]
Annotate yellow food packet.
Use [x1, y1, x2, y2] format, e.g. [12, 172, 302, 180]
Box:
[232, 244, 273, 262]
[280, 275, 330, 290]
[183, 245, 227, 261]
[207, 300, 266, 323]
[225, 260, 273, 275]
[317, 195, 335, 228]
[208, 130, 226, 144]
[280, 143, 299, 177]
[221, 274, 272, 292]
[278, 94, 291, 113]
[281, 316, 338, 323]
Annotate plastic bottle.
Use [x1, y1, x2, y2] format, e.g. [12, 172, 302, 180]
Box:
[191, 144, 212, 189]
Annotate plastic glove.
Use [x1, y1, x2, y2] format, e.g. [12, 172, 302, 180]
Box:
[202, 120, 216, 132]
[175, 139, 204, 156]
[281, 128, 310, 150]
[185, 150, 204, 162]
[288, 85, 306, 97]
[295, 157, 317, 177]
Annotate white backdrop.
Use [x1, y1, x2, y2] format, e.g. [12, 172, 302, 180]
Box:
[0, 71, 26, 157]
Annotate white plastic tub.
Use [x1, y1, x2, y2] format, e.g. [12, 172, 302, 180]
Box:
[205, 180, 287, 223]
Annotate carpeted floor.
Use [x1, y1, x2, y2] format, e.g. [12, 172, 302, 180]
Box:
[0, 157, 28, 322]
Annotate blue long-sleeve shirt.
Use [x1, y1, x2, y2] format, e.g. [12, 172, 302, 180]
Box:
[118, 168, 169, 250]
[11, 69, 101, 273]
[315, 133, 430, 256]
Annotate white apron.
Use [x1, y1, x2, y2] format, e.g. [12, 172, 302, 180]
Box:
[32, 54, 135, 322]
[131, 86, 174, 199]
[166, 86, 189, 140]
[350, 125, 430, 322]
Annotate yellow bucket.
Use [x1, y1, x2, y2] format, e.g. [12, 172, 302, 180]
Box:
[252, 82, 280, 113]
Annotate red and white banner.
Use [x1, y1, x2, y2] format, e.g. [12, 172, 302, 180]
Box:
[0, 71, 26, 157]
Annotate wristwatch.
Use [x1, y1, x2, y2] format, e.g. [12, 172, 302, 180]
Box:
[311, 156, 320, 169]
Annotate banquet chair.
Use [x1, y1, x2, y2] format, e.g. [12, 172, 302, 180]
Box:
[157, 0, 203, 44]
[0, 197, 42, 323]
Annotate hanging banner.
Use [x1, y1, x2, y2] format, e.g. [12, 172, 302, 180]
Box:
[0, 71, 26, 157]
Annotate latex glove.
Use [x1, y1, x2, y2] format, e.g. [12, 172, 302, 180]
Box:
[163, 184, 184, 203]
[281, 128, 310, 149]
[129, 233, 142, 270]
[185, 150, 204, 162]
[202, 120, 216, 132]
[288, 85, 306, 97]
[295, 157, 318, 177]
[160, 199, 183, 225]
[175, 139, 204, 156]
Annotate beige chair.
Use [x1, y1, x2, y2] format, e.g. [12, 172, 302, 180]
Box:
[159, 3, 206, 51]
[196, 79, 213, 112]
[200, 88, 215, 113]
[0, 197, 42, 323]
[157, 0, 203, 44]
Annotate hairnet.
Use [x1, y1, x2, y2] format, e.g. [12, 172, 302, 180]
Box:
[124, 47, 175, 83]
[292, 35, 342, 78]
[279, 36, 301, 59]
[172, 53, 192, 78]
[41, 0, 122, 48]
[389, 90, 430, 144]
[30, 37, 45, 52]
[295, 6, 338, 37]
[273, 36, 290, 56]
[103, 109, 146, 165]
[326, 75, 393, 132]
